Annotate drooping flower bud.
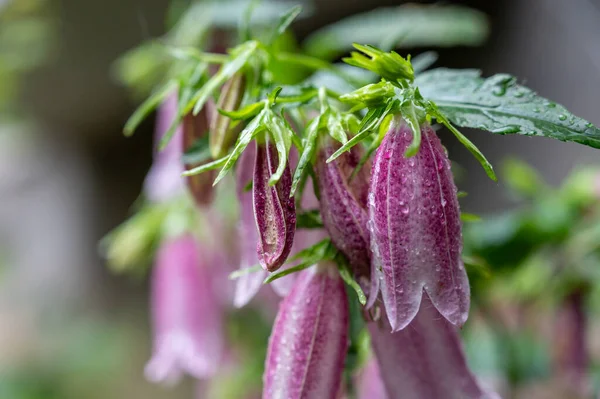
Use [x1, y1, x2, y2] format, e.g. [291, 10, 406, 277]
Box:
[369, 117, 469, 331]
[145, 234, 223, 384]
[210, 72, 246, 159]
[183, 101, 216, 207]
[144, 93, 185, 202]
[263, 263, 348, 399]
[233, 142, 267, 308]
[368, 293, 495, 399]
[317, 140, 371, 279]
[253, 140, 296, 272]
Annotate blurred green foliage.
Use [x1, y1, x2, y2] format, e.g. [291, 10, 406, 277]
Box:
[0, 0, 54, 117]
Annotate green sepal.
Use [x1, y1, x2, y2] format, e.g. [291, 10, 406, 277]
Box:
[182, 155, 228, 177]
[343, 43, 414, 83]
[337, 261, 367, 305]
[265, 109, 294, 186]
[290, 116, 320, 196]
[190, 40, 258, 115]
[339, 80, 396, 107]
[327, 99, 398, 163]
[426, 100, 497, 181]
[211, 108, 268, 184]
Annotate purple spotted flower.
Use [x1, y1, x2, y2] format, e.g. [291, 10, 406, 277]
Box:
[317, 140, 371, 280]
[253, 140, 296, 272]
[263, 263, 348, 399]
[368, 293, 495, 399]
[144, 93, 185, 202]
[145, 234, 223, 384]
[368, 117, 469, 331]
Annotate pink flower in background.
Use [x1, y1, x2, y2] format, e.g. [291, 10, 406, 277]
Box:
[143, 93, 185, 202]
[368, 293, 495, 399]
[145, 234, 223, 385]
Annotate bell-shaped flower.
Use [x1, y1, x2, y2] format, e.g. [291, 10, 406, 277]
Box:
[144, 93, 185, 202]
[263, 263, 348, 399]
[368, 293, 496, 399]
[253, 139, 296, 272]
[145, 234, 224, 384]
[368, 117, 469, 331]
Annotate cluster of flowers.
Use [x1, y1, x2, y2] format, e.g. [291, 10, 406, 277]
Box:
[137, 76, 497, 397]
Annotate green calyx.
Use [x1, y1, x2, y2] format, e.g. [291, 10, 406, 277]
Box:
[343, 44, 414, 83]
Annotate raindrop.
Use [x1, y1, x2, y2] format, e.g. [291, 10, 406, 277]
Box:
[558, 114, 567, 121]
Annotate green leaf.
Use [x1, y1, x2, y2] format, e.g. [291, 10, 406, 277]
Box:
[191, 40, 258, 115]
[123, 80, 178, 136]
[265, 110, 294, 185]
[269, 5, 303, 44]
[212, 109, 267, 184]
[291, 117, 320, 196]
[417, 68, 600, 149]
[304, 4, 489, 59]
[182, 135, 211, 165]
[426, 100, 497, 181]
[296, 209, 324, 229]
[338, 262, 367, 305]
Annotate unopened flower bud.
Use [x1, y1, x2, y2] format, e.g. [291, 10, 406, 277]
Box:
[253, 140, 296, 272]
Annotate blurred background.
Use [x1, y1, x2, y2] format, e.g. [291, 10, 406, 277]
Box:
[1, 0, 600, 398]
